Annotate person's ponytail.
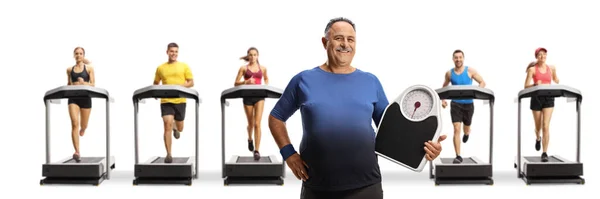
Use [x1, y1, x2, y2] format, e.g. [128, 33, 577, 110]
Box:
[526, 62, 536, 73]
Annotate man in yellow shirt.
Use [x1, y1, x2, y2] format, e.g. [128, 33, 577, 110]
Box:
[153, 42, 194, 163]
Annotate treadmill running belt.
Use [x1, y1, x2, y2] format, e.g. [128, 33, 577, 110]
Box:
[64, 157, 104, 163]
[237, 156, 272, 163]
[152, 157, 189, 163]
[525, 156, 562, 163]
[440, 157, 477, 164]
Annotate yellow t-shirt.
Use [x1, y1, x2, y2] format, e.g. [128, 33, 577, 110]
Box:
[154, 61, 193, 104]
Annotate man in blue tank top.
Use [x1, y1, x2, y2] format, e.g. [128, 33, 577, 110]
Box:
[269, 17, 447, 199]
[441, 49, 486, 163]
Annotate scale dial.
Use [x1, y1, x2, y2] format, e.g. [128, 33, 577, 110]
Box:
[401, 88, 434, 121]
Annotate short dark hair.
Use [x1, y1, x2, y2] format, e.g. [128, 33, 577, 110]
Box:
[167, 42, 179, 49]
[324, 17, 356, 36]
[453, 49, 464, 57]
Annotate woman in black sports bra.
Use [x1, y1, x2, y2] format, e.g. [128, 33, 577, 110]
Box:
[66, 47, 96, 162]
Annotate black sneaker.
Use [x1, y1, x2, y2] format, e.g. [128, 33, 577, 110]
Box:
[165, 155, 173, 163]
[248, 140, 254, 151]
[253, 151, 261, 161]
[462, 134, 469, 143]
[535, 138, 541, 151]
[453, 155, 463, 164]
[541, 152, 548, 162]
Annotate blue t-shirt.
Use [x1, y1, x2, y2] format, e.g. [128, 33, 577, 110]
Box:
[270, 66, 389, 191]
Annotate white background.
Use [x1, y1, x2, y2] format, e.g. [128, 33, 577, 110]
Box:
[0, 0, 597, 198]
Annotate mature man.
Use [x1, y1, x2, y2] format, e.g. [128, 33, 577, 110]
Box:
[269, 17, 447, 199]
[441, 49, 486, 163]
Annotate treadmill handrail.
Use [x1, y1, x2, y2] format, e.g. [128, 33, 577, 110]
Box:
[132, 85, 200, 102]
[517, 84, 582, 101]
[435, 85, 495, 102]
[220, 85, 283, 100]
[44, 85, 109, 101]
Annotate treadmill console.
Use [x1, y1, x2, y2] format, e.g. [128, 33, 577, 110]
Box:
[518, 85, 582, 101]
[435, 85, 494, 101]
[132, 85, 199, 102]
[44, 85, 109, 101]
[221, 85, 283, 100]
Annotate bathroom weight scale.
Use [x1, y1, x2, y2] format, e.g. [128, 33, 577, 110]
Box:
[375, 84, 443, 172]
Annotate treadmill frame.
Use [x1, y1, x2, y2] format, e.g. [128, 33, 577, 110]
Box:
[40, 85, 115, 186]
[430, 85, 495, 185]
[134, 156, 196, 185]
[515, 85, 585, 185]
[41, 156, 116, 185]
[132, 85, 201, 186]
[221, 85, 285, 186]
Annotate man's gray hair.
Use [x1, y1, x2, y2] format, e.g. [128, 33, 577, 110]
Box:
[324, 17, 356, 40]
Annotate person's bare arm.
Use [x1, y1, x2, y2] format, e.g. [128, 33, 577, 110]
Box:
[81, 66, 96, 86]
[551, 65, 560, 84]
[234, 66, 248, 86]
[269, 116, 293, 148]
[442, 71, 451, 87]
[268, 74, 306, 180]
[262, 66, 269, 85]
[441, 71, 450, 105]
[182, 79, 194, 87]
[469, 67, 486, 88]
[67, 67, 73, 85]
[524, 67, 536, 88]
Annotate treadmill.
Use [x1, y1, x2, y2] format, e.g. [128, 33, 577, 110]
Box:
[132, 85, 201, 185]
[221, 84, 285, 185]
[514, 84, 585, 185]
[40, 85, 116, 186]
[430, 85, 494, 185]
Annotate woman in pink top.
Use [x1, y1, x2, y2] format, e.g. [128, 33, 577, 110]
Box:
[524, 47, 560, 162]
[234, 47, 270, 160]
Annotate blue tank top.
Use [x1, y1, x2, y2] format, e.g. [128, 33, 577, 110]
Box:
[450, 66, 473, 104]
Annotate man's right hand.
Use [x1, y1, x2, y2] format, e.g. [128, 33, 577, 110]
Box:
[442, 100, 447, 108]
[286, 153, 309, 181]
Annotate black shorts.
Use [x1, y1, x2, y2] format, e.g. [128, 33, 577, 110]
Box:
[300, 182, 383, 199]
[160, 103, 186, 121]
[68, 98, 92, 109]
[450, 101, 474, 126]
[530, 97, 555, 111]
[243, 97, 265, 106]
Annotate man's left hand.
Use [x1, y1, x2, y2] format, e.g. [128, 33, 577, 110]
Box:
[424, 135, 447, 161]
